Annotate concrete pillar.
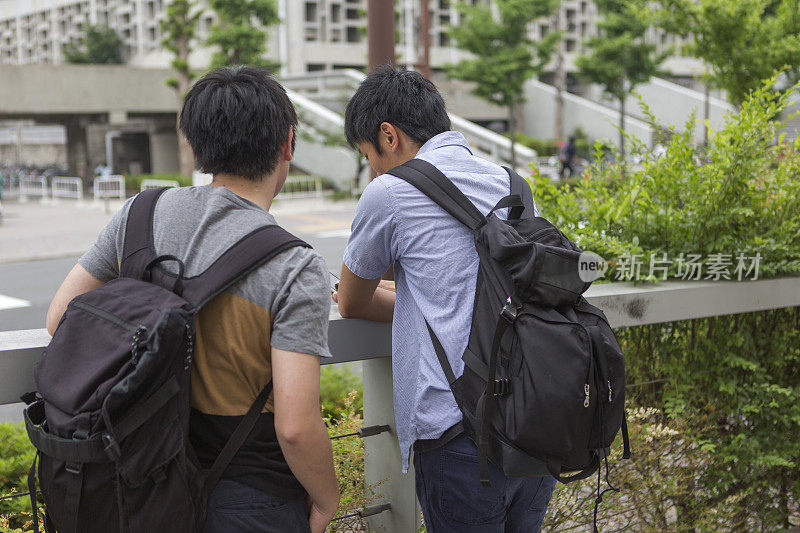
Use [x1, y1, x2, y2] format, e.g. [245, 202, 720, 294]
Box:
[65, 118, 89, 180]
[149, 124, 180, 174]
[363, 358, 421, 533]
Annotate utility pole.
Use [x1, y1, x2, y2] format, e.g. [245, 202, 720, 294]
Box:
[367, 0, 396, 72]
[416, 0, 432, 79]
[553, 8, 565, 140]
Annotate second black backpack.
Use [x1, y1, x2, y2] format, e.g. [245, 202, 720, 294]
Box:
[22, 187, 309, 532]
[388, 159, 631, 487]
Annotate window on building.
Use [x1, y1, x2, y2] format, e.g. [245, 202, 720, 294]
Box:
[540, 25, 549, 38]
[307, 63, 326, 72]
[565, 39, 576, 52]
[346, 8, 360, 20]
[439, 33, 449, 47]
[305, 3, 317, 23]
[305, 27, 318, 41]
[331, 28, 342, 42]
[346, 26, 361, 43]
[331, 4, 341, 23]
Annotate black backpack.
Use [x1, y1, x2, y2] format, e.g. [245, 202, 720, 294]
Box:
[22, 187, 309, 533]
[388, 159, 631, 487]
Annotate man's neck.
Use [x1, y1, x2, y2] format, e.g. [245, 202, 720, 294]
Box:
[210, 173, 277, 211]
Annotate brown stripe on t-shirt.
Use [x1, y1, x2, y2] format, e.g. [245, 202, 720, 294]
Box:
[191, 291, 275, 416]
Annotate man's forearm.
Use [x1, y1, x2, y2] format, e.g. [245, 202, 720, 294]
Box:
[341, 286, 395, 322]
[277, 416, 339, 514]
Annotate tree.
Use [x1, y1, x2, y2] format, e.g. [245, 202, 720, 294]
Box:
[576, 0, 669, 163]
[207, 0, 280, 70]
[657, 0, 800, 107]
[62, 25, 124, 64]
[447, 0, 560, 169]
[161, 0, 203, 177]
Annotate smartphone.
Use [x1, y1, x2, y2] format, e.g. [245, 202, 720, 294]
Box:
[329, 272, 339, 293]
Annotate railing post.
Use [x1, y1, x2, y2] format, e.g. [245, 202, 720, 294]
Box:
[363, 357, 421, 533]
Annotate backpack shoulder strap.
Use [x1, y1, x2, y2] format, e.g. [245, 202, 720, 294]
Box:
[119, 187, 169, 280]
[387, 158, 486, 230]
[504, 167, 536, 220]
[180, 225, 310, 310]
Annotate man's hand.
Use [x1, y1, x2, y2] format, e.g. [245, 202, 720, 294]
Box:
[308, 498, 337, 533]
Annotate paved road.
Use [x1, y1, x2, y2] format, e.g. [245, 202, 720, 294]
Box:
[0, 197, 357, 331]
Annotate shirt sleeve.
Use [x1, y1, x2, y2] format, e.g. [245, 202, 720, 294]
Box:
[79, 197, 134, 282]
[270, 251, 333, 359]
[342, 178, 398, 279]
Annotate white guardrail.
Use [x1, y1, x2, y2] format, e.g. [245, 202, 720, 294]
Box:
[19, 175, 48, 203]
[141, 179, 179, 192]
[93, 175, 125, 201]
[281, 70, 538, 172]
[276, 176, 324, 199]
[1, 277, 799, 532]
[51, 177, 83, 201]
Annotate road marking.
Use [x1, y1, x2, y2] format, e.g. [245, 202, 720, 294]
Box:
[315, 229, 352, 239]
[0, 294, 32, 311]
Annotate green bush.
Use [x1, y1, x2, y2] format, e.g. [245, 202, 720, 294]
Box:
[320, 365, 363, 421]
[0, 424, 37, 532]
[122, 173, 192, 192]
[530, 76, 800, 530]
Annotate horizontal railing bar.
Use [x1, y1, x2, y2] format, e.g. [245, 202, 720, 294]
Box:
[1, 277, 798, 406]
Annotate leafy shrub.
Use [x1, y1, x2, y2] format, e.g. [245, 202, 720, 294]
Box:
[325, 391, 382, 533]
[320, 365, 363, 421]
[0, 424, 38, 532]
[529, 76, 800, 530]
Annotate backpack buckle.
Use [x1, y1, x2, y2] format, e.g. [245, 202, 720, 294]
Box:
[102, 433, 121, 461]
[493, 379, 511, 396]
[501, 297, 521, 322]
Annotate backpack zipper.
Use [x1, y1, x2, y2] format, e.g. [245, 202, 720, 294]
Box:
[72, 301, 139, 332]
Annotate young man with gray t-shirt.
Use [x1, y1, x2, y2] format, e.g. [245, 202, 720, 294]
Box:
[46, 67, 339, 533]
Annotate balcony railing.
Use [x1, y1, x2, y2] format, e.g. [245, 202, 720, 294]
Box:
[1, 277, 799, 531]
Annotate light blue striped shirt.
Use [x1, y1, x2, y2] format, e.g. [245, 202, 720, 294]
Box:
[343, 131, 538, 471]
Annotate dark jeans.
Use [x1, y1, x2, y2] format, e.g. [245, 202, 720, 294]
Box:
[203, 479, 311, 533]
[414, 434, 557, 533]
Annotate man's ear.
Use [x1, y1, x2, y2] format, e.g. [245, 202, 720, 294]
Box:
[379, 122, 401, 153]
[281, 127, 294, 162]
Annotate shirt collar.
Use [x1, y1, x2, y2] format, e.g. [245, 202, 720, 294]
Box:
[416, 131, 474, 156]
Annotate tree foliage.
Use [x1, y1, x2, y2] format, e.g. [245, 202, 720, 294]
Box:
[207, 0, 280, 70]
[161, 0, 203, 177]
[657, 0, 800, 106]
[61, 25, 124, 64]
[576, 0, 669, 159]
[530, 77, 800, 530]
[447, 0, 560, 167]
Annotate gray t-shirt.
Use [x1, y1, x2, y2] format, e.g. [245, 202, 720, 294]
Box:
[80, 184, 332, 416]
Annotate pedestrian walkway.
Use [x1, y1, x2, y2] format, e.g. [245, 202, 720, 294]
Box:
[0, 196, 357, 264]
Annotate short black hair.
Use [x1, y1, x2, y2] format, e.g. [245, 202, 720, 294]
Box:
[344, 65, 451, 154]
[179, 66, 297, 181]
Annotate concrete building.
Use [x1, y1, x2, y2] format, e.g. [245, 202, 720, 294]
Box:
[0, 0, 704, 81]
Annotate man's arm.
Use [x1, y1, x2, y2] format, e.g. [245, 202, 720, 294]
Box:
[335, 265, 395, 322]
[46, 264, 104, 335]
[272, 348, 339, 533]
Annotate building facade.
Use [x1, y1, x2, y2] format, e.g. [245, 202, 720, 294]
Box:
[0, 0, 701, 80]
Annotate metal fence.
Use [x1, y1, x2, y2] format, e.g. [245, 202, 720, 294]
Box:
[51, 177, 83, 201]
[19, 175, 48, 203]
[141, 179, 179, 192]
[276, 176, 324, 199]
[93, 175, 126, 201]
[1, 277, 799, 531]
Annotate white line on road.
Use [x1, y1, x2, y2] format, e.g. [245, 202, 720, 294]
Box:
[315, 229, 351, 239]
[0, 294, 32, 311]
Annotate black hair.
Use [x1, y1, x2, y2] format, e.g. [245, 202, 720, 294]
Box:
[344, 65, 451, 154]
[179, 66, 297, 181]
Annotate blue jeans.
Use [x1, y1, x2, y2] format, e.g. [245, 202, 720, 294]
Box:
[203, 479, 311, 533]
[414, 434, 557, 533]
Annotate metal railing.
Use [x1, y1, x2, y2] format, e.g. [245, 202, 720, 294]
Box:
[19, 175, 48, 203]
[1, 277, 799, 531]
[275, 176, 324, 199]
[51, 177, 84, 201]
[282, 70, 539, 172]
[93, 175, 126, 201]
